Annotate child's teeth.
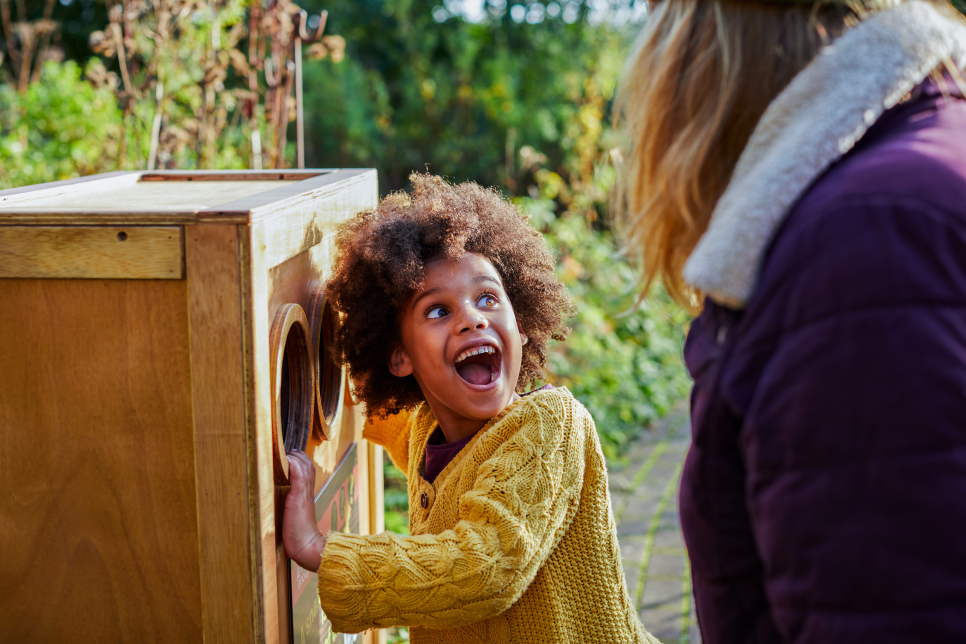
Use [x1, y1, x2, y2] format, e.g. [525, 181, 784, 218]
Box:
[455, 345, 496, 364]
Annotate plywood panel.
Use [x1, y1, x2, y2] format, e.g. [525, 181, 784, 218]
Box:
[0, 279, 202, 643]
[141, 171, 323, 181]
[185, 225, 256, 643]
[242, 222, 280, 644]
[0, 171, 137, 208]
[3, 181, 299, 213]
[0, 226, 184, 279]
[246, 170, 378, 270]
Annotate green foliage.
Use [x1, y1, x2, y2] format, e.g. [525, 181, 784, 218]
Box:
[83, 0, 253, 170]
[298, 0, 627, 195]
[0, 60, 121, 189]
[382, 461, 409, 534]
[537, 211, 691, 461]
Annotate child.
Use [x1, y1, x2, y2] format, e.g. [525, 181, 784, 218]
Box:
[283, 174, 657, 643]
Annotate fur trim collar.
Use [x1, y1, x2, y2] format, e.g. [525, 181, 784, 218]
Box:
[682, 0, 966, 309]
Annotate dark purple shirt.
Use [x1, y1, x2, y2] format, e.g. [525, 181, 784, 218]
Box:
[423, 385, 554, 483]
[423, 426, 475, 484]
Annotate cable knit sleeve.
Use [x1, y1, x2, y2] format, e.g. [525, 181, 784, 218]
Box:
[361, 408, 415, 474]
[317, 395, 588, 633]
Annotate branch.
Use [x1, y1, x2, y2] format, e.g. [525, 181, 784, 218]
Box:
[0, 0, 20, 72]
[111, 22, 134, 96]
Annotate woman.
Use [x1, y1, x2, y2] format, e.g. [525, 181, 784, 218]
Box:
[617, 1, 966, 642]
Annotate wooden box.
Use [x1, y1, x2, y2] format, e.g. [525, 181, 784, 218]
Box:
[0, 169, 384, 644]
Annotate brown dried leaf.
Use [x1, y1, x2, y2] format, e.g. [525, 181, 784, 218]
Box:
[182, 118, 200, 134]
[228, 48, 250, 76]
[323, 35, 345, 63]
[89, 30, 117, 58]
[306, 42, 328, 60]
[85, 59, 120, 91]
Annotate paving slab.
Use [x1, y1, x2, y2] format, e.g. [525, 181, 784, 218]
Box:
[609, 403, 700, 644]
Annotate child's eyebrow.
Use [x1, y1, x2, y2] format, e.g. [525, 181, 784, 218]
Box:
[411, 286, 442, 312]
[473, 274, 503, 288]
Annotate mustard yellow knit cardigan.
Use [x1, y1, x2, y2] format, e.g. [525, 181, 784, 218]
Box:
[318, 387, 658, 644]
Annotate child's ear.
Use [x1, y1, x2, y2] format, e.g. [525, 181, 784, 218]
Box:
[520, 331, 528, 346]
[388, 345, 414, 378]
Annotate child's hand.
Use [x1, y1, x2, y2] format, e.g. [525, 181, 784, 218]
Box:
[282, 450, 327, 572]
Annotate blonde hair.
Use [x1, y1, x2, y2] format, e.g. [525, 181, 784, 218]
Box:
[614, 0, 956, 313]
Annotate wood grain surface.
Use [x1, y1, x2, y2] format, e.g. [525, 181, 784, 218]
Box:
[1, 182, 300, 214]
[141, 171, 325, 181]
[243, 221, 282, 644]
[0, 278, 202, 643]
[185, 224, 257, 643]
[0, 170, 381, 644]
[240, 170, 377, 270]
[0, 226, 184, 279]
[0, 169, 376, 232]
[0, 171, 137, 207]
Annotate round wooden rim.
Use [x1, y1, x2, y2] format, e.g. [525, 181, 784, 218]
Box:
[269, 302, 314, 485]
[310, 284, 346, 440]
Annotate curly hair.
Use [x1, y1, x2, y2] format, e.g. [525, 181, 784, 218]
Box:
[327, 173, 575, 418]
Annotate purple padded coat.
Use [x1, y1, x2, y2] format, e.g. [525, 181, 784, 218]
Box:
[680, 82, 966, 642]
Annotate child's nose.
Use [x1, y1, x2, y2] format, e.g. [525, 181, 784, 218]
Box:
[456, 305, 488, 333]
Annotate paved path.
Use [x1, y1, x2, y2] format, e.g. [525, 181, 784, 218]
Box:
[608, 405, 699, 644]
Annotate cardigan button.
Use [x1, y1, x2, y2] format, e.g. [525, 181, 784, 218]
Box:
[420, 492, 429, 509]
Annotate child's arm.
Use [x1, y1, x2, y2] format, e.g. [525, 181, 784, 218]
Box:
[361, 409, 413, 474]
[317, 398, 589, 633]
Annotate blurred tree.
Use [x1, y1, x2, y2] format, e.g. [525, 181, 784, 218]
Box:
[297, 0, 634, 195]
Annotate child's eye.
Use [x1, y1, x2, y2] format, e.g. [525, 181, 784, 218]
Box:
[477, 294, 498, 308]
[427, 306, 448, 319]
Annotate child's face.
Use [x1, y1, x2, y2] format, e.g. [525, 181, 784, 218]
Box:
[389, 253, 526, 438]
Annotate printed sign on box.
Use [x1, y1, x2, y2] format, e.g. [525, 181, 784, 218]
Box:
[291, 442, 360, 644]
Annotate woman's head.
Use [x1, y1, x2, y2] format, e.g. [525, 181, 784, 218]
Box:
[615, 0, 953, 311]
[327, 173, 574, 417]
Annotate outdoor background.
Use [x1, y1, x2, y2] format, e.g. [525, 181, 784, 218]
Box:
[1, 1, 692, 640]
[2, 0, 691, 455]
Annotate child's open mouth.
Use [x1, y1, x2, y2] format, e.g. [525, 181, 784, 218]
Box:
[454, 344, 501, 386]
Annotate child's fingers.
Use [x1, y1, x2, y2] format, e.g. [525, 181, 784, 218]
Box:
[286, 450, 316, 489]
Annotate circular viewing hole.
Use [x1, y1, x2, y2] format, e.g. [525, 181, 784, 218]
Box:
[280, 349, 291, 444]
[117, 231, 128, 241]
[310, 288, 345, 440]
[271, 303, 313, 484]
[280, 326, 311, 453]
[318, 302, 341, 423]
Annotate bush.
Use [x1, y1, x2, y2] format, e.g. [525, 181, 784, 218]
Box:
[536, 210, 691, 461]
[0, 60, 122, 189]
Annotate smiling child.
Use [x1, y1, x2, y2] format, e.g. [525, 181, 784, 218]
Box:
[282, 173, 657, 644]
